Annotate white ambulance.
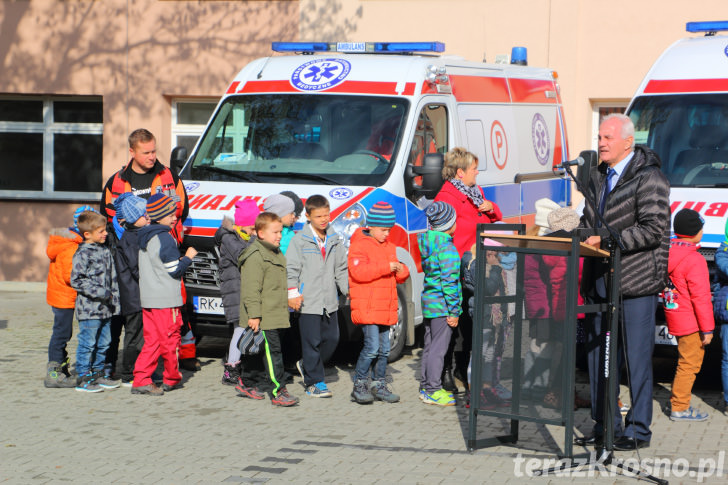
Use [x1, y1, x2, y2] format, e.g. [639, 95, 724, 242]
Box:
[175, 41, 571, 360]
[625, 22, 728, 346]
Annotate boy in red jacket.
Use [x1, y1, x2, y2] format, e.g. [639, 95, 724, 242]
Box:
[664, 208, 714, 421]
[349, 202, 410, 404]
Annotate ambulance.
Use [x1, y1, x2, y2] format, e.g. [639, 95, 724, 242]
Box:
[625, 22, 728, 347]
[175, 41, 571, 360]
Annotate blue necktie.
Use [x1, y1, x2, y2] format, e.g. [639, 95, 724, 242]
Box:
[599, 168, 616, 216]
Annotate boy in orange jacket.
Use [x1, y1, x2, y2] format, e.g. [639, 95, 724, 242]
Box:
[349, 202, 410, 404]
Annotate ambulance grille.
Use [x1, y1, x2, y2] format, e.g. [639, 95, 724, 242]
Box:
[184, 250, 221, 288]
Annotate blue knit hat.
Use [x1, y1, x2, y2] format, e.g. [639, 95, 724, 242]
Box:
[115, 193, 147, 224]
[73, 205, 98, 230]
[366, 201, 396, 228]
[426, 201, 457, 232]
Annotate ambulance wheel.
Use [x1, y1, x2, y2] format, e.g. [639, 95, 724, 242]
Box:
[354, 149, 389, 165]
[388, 287, 407, 362]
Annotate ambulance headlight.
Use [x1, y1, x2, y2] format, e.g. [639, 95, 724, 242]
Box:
[331, 203, 367, 248]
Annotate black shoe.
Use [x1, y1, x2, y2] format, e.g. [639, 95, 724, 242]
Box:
[574, 434, 603, 447]
[613, 436, 650, 451]
[441, 368, 458, 393]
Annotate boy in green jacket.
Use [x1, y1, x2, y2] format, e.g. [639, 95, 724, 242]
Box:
[239, 212, 299, 407]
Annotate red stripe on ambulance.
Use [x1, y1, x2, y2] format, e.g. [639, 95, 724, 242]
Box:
[508, 78, 558, 104]
[449, 75, 510, 103]
[645, 79, 728, 93]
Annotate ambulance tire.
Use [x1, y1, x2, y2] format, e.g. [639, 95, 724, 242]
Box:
[387, 287, 407, 362]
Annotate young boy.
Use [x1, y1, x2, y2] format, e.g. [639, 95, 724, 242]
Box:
[112, 193, 150, 387]
[215, 199, 260, 390]
[70, 210, 121, 393]
[239, 212, 299, 406]
[44, 206, 92, 387]
[417, 201, 461, 406]
[263, 193, 297, 254]
[287, 195, 349, 398]
[349, 202, 410, 404]
[664, 208, 714, 421]
[134, 194, 197, 396]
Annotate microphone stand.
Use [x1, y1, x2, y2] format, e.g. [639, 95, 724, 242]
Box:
[537, 163, 667, 485]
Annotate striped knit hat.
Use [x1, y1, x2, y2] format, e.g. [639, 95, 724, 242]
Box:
[73, 205, 97, 230]
[146, 193, 176, 222]
[426, 201, 457, 232]
[366, 201, 396, 228]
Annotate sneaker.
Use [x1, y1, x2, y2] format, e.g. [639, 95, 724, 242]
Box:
[351, 378, 375, 404]
[162, 382, 183, 392]
[306, 382, 333, 398]
[423, 389, 456, 406]
[295, 360, 305, 381]
[493, 384, 512, 401]
[179, 358, 201, 372]
[61, 357, 76, 377]
[419, 388, 427, 401]
[131, 383, 164, 396]
[235, 384, 265, 400]
[120, 379, 133, 388]
[371, 380, 400, 403]
[96, 375, 121, 389]
[670, 406, 709, 422]
[222, 363, 241, 386]
[75, 373, 103, 393]
[481, 387, 507, 409]
[44, 362, 76, 388]
[271, 387, 299, 407]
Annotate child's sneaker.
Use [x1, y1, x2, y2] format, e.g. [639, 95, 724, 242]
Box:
[493, 384, 512, 402]
[235, 384, 265, 400]
[271, 387, 299, 407]
[670, 406, 709, 422]
[480, 387, 507, 410]
[351, 379, 374, 404]
[96, 374, 121, 389]
[120, 379, 133, 388]
[131, 383, 164, 396]
[306, 382, 333, 398]
[419, 388, 427, 401]
[221, 362, 241, 386]
[423, 389, 455, 406]
[371, 380, 400, 403]
[44, 362, 76, 388]
[75, 373, 103, 393]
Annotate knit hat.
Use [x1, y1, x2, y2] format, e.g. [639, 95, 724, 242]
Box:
[280, 191, 304, 218]
[426, 201, 457, 232]
[115, 192, 147, 224]
[547, 207, 580, 233]
[234, 199, 261, 227]
[73, 205, 97, 230]
[366, 201, 396, 228]
[146, 193, 177, 222]
[673, 208, 704, 237]
[263, 193, 295, 218]
[534, 198, 561, 236]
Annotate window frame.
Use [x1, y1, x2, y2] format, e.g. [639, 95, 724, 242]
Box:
[171, 98, 219, 157]
[590, 101, 629, 150]
[0, 95, 103, 200]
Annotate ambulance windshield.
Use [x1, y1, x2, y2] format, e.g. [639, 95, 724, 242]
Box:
[185, 94, 409, 186]
[629, 94, 728, 187]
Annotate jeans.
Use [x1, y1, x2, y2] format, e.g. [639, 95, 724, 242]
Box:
[48, 307, 74, 363]
[75, 318, 112, 376]
[720, 325, 728, 404]
[354, 324, 390, 381]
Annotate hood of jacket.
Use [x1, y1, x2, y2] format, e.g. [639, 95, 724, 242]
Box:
[214, 216, 236, 246]
[418, 230, 453, 260]
[137, 223, 172, 250]
[47, 227, 82, 260]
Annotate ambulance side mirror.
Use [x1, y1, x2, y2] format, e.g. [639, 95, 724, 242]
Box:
[170, 146, 188, 175]
[405, 152, 445, 199]
[576, 150, 597, 195]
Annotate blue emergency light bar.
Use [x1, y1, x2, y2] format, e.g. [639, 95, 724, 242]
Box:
[686, 21, 728, 33]
[272, 41, 445, 54]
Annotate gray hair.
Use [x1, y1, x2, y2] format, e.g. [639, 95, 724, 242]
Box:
[601, 113, 635, 140]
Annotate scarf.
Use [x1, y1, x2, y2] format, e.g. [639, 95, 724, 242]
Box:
[450, 178, 484, 207]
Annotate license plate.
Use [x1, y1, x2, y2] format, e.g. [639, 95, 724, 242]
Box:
[655, 324, 677, 346]
[192, 296, 225, 315]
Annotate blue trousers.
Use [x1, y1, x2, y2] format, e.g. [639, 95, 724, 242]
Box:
[48, 307, 74, 363]
[299, 312, 339, 386]
[354, 324, 390, 381]
[586, 294, 656, 442]
[75, 318, 112, 376]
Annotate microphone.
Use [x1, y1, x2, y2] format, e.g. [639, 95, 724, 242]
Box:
[560, 156, 585, 168]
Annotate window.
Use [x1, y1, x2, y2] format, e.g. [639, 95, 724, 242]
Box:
[0, 96, 103, 199]
[590, 102, 628, 150]
[171, 99, 218, 157]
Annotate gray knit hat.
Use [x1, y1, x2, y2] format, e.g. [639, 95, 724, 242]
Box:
[263, 193, 295, 218]
[547, 207, 580, 233]
[426, 201, 457, 232]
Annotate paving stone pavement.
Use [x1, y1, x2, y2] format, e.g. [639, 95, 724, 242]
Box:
[1, 288, 727, 484]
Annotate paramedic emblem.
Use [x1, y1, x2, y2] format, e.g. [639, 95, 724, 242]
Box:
[185, 182, 200, 192]
[329, 187, 353, 200]
[725, 44, 728, 57]
[531, 113, 550, 165]
[291, 58, 351, 92]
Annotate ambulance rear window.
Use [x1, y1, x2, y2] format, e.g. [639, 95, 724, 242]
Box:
[185, 94, 409, 186]
[629, 94, 728, 187]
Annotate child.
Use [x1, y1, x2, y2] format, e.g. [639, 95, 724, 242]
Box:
[664, 208, 714, 421]
[43, 206, 91, 387]
[418, 201, 461, 406]
[70, 210, 121, 392]
[239, 212, 299, 406]
[263, 193, 297, 254]
[215, 199, 260, 391]
[112, 193, 150, 387]
[134, 194, 197, 396]
[349, 202, 410, 404]
[287, 195, 349, 398]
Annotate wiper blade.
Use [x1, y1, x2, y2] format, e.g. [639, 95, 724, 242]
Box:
[259, 171, 340, 185]
[194, 165, 262, 182]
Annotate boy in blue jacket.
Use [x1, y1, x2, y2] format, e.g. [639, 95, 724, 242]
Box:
[417, 201, 461, 406]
